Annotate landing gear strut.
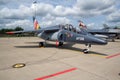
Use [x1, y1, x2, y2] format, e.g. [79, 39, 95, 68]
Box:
[56, 41, 63, 47]
[83, 44, 91, 54]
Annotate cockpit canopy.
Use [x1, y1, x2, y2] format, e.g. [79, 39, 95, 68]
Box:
[59, 24, 77, 32]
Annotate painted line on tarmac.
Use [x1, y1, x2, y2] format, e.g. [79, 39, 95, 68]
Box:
[35, 68, 77, 80]
[106, 53, 120, 59]
[89, 54, 106, 58]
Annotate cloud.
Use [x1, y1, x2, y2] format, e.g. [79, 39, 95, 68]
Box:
[77, 0, 114, 10]
[31, 2, 54, 16]
[0, 0, 14, 5]
[42, 14, 55, 21]
[31, 0, 116, 17]
[41, 14, 71, 27]
[0, 2, 71, 29]
[4, 19, 33, 30]
[0, 0, 116, 19]
[0, 0, 119, 29]
[0, 2, 54, 19]
[0, 5, 32, 19]
[0, 0, 32, 5]
[87, 23, 95, 27]
[107, 10, 120, 23]
[74, 0, 116, 17]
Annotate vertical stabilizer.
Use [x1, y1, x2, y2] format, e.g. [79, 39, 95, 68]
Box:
[103, 24, 109, 29]
[33, 16, 40, 30]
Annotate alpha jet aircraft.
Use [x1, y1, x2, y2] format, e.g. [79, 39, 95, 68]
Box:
[6, 17, 107, 53]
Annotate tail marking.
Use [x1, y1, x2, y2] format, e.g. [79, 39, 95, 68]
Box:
[33, 17, 40, 30]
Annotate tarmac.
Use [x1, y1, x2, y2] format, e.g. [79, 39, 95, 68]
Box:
[0, 37, 120, 80]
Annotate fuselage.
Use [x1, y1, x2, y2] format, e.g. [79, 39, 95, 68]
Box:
[37, 24, 107, 45]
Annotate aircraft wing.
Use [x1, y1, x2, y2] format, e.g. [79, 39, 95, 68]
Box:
[42, 27, 59, 33]
[6, 27, 59, 35]
[6, 29, 42, 34]
[88, 30, 120, 34]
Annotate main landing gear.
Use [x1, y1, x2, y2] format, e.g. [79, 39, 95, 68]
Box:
[39, 42, 46, 47]
[56, 41, 63, 47]
[83, 44, 91, 54]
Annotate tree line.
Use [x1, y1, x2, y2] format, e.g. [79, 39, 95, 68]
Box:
[0, 27, 36, 37]
[0, 27, 24, 37]
[0, 26, 23, 34]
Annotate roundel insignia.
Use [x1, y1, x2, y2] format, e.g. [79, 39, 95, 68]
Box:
[12, 63, 26, 68]
[66, 32, 73, 37]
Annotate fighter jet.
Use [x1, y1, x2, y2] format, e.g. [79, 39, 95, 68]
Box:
[103, 24, 120, 39]
[79, 21, 120, 42]
[6, 17, 107, 53]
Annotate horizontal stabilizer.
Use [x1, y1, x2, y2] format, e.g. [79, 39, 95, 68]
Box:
[6, 32, 15, 35]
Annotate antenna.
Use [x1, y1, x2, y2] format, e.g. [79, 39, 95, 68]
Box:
[33, 0, 37, 17]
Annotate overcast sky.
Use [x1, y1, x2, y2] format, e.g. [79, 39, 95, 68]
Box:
[0, 0, 120, 30]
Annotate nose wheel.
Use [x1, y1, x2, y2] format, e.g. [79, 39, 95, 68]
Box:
[83, 44, 91, 54]
[83, 49, 89, 53]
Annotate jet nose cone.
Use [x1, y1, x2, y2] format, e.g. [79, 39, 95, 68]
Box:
[85, 34, 108, 45]
[90, 35, 108, 45]
[96, 38, 108, 45]
[101, 40, 108, 45]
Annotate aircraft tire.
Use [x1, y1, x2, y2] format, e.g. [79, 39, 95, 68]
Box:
[39, 42, 44, 47]
[111, 39, 115, 42]
[83, 49, 89, 54]
[59, 42, 63, 46]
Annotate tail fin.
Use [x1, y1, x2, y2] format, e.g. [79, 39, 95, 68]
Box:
[33, 16, 40, 30]
[103, 24, 109, 29]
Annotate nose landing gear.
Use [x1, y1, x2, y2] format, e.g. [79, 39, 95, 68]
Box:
[83, 44, 91, 54]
